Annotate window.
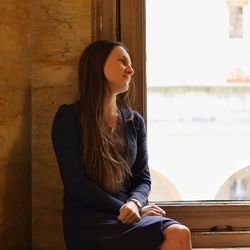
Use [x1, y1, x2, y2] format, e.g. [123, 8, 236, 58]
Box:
[146, 0, 250, 202]
[92, 0, 250, 247]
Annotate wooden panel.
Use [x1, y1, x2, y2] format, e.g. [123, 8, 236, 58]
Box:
[91, 0, 118, 41]
[160, 201, 250, 230]
[192, 231, 250, 248]
[120, 0, 147, 119]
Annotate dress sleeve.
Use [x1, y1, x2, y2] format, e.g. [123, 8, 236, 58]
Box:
[51, 105, 123, 214]
[128, 112, 151, 207]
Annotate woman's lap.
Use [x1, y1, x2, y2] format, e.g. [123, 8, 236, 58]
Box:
[65, 227, 103, 250]
[64, 215, 180, 250]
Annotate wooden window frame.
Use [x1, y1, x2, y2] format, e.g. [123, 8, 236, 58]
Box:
[91, 0, 250, 248]
[161, 201, 250, 248]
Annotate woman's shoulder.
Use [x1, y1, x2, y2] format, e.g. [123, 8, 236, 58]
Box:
[55, 103, 80, 116]
[132, 110, 144, 121]
[53, 102, 81, 125]
[120, 107, 145, 127]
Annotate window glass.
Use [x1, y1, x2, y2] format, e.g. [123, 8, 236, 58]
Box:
[146, 0, 250, 201]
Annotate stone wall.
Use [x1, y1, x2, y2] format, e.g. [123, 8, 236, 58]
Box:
[0, 1, 91, 249]
[0, 1, 31, 249]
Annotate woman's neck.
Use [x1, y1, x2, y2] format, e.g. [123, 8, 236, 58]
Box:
[104, 94, 119, 131]
[104, 93, 117, 112]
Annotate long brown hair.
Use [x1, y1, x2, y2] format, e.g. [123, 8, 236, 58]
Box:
[78, 40, 134, 193]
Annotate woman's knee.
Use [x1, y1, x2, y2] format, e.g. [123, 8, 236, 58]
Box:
[164, 224, 191, 242]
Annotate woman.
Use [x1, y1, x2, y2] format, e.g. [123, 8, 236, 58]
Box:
[52, 40, 192, 250]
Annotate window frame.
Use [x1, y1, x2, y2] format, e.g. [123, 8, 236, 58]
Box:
[92, 0, 250, 247]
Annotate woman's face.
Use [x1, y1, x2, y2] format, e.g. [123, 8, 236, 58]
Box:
[104, 46, 134, 95]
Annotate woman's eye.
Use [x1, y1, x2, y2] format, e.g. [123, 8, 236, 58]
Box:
[119, 58, 126, 64]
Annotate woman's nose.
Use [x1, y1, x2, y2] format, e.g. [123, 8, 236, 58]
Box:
[126, 65, 134, 76]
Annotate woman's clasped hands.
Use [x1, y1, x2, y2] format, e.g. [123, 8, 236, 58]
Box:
[117, 202, 166, 225]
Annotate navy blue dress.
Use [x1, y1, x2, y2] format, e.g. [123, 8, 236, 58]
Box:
[51, 104, 179, 250]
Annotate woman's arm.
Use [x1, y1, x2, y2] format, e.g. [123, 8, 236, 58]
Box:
[118, 112, 151, 224]
[128, 112, 151, 207]
[51, 105, 123, 214]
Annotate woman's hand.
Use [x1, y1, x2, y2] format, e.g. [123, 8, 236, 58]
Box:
[140, 203, 166, 217]
[117, 201, 141, 224]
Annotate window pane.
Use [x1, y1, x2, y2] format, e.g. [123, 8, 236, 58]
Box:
[146, 0, 250, 201]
